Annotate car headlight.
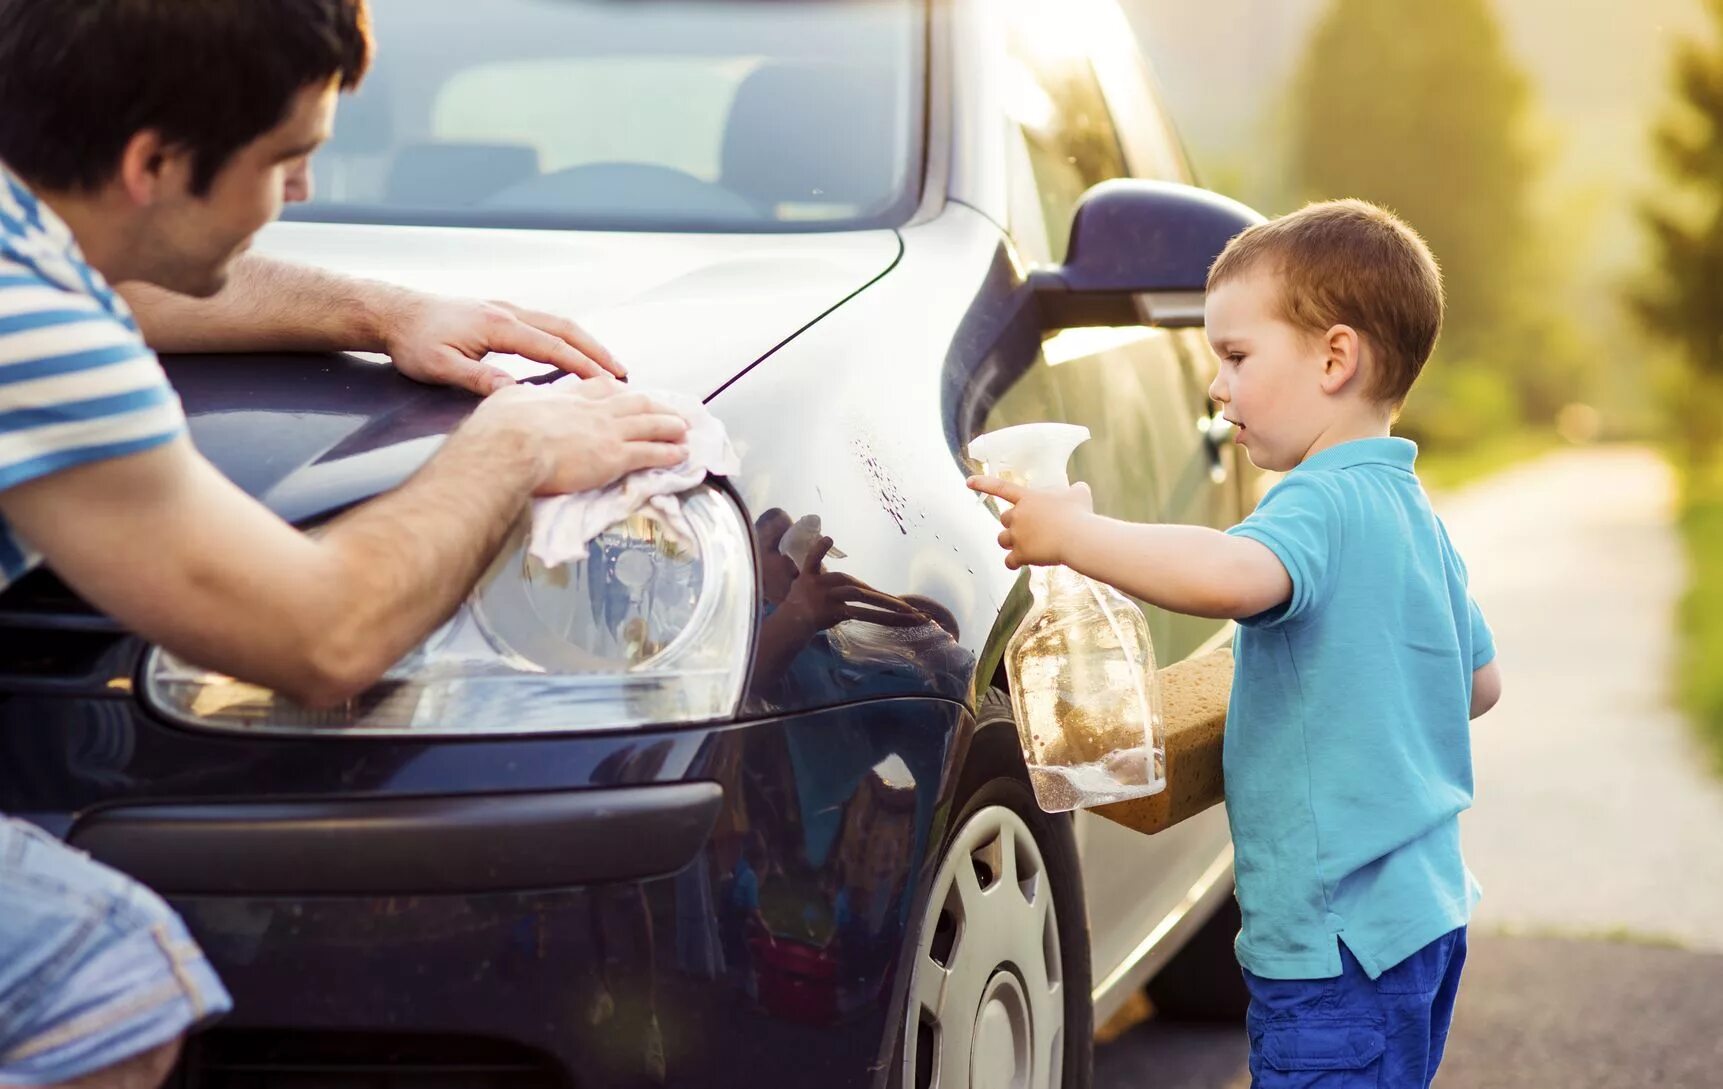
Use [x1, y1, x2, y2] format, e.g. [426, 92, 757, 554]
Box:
[144, 486, 755, 736]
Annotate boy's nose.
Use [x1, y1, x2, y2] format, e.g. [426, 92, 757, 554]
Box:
[1208, 372, 1228, 404]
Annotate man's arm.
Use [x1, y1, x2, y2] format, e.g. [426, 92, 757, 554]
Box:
[968, 477, 1292, 620]
[118, 254, 624, 395]
[0, 384, 687, 708]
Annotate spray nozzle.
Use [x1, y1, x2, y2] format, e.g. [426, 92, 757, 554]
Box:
[967, 422, 1091, 490]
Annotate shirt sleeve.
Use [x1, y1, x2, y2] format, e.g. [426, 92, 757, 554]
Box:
[1436, 515, 1496, 671]
[0, 274, 184, 495]
[1468, 594, 1496, 670]
[1225, 474, 1343, 629]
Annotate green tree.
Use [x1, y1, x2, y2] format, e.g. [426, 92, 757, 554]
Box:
[1636, 0, 1723, 462]
[1636, 1, 1723, 773]
[1287, 0, 1581, 442]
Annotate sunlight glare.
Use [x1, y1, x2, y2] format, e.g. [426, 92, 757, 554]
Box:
[1004, 0, 1106, 64]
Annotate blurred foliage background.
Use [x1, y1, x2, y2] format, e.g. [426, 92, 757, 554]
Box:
[1121, 0, 1723, 756]
[1636, 0, 1723, 765]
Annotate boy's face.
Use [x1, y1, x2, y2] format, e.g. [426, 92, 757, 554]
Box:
[1204, 269, 1333, 473]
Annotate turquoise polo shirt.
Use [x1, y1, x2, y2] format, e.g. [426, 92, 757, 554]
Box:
[1223, 437, 1495, 980]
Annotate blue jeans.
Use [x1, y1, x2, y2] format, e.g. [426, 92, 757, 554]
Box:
[1244, 928, 1467, 1088]
[0, 817, 232, 1085]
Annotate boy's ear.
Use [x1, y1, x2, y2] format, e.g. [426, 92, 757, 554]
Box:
[1318, 324, 1363, 395]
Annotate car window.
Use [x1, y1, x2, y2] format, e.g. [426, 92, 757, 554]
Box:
[984, 7, 1236, 661]
[431, 58, 753, 189]
[1084, 0, 1196, 183]
[1004, 127, 1056, 267]
[295, 0, 923, 232]
[977, 331, 1169, 656]
[1003, 16, 1129, 263]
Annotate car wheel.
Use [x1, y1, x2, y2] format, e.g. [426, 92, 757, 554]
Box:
[1144, 893, 1250, 1022]
[896, 742, 1093, 1089]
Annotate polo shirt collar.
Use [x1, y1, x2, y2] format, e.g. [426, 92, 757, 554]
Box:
[0, 160, 79, 256]
[0, 159, 133, 324]
[1293, 436, 1419, 475]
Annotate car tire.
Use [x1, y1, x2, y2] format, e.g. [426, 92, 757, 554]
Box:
[893, 713, 1093, 1089]
[1144, 893, 1250, 1022]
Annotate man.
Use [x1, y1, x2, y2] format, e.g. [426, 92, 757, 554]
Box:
[0, 1, 691, 1084]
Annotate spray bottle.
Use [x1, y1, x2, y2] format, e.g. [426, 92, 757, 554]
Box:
[968, 423, 1166, 812]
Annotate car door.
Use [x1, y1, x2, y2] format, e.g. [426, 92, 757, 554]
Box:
[982, 0, 1244, 1005]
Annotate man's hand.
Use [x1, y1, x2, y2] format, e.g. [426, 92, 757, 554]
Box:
[466, 381, 689, 495]
[0, 380, 690, 710]
[967, 476, 1095, 570]
[122, 255, 628, 395]
[381, 293, 627, 396]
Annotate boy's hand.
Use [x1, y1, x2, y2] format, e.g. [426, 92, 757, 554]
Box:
[966, 476, 1095, 570]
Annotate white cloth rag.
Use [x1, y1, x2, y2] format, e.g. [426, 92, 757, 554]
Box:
[528, 378, 741, 567]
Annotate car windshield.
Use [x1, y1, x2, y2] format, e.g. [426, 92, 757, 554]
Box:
[288, 0, 924, 233]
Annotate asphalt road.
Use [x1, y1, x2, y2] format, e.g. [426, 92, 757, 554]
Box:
[1097, 448, 1723, 1087]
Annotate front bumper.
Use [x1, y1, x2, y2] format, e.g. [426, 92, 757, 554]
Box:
[9, 697, 970, 1089]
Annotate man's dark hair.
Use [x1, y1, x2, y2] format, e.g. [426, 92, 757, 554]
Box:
[0, 0, 371, 195]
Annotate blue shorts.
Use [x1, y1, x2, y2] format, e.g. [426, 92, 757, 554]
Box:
[1243, 928, 1467, 1089]
[0, 817, 232, 1085]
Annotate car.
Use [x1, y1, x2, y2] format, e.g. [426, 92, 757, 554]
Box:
[0, 1, 1267, 1086]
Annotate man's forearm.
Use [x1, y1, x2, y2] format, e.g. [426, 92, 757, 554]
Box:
[1060, 516, 1288, 620]
[119, 254, 403, 355]
[304, 421, 544, 701]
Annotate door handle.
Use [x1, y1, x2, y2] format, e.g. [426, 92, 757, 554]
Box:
[1199, 415, 1236, 447]
[1197, 415, 1234, 483]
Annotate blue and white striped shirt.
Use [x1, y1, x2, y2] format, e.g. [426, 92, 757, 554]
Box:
[0, 162, 186, 590]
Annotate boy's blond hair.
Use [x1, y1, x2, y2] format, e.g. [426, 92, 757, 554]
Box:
[1207, 199, 1444, 405]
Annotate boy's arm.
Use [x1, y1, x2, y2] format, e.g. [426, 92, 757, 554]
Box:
[967, 476, 1292, 620]
[1470, 660, 1502, 719]
[1062, 515, 1292, 620]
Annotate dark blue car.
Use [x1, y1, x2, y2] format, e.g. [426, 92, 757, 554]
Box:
[0, 1, 1265, 1086]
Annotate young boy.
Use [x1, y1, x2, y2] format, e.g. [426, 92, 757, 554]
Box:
[969, 199, 1502, 1088]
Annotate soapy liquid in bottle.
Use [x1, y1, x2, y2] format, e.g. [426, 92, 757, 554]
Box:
[970, 420, 1167, 813]
[1011, 564, 1166, 812]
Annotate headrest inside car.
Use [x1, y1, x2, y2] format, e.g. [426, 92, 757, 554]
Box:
[384, 143, 543, 208]
[719, 64, 902, 213]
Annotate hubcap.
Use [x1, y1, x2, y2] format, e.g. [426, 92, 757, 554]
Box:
[972, 971, 1031, 1089]
[903, 805, 1063, 1089]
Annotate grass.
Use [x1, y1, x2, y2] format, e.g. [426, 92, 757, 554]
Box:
[1414, 425, 1723, 777]
[1676, 456, 1723, 773]
[1417, 429, 1564, 492]
[1481, 921, 1691, 951]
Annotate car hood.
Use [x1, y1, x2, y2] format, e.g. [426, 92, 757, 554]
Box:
[165, 221, 900, 522]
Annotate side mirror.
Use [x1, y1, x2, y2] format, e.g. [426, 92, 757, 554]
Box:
[1030, 180, 1266, 329]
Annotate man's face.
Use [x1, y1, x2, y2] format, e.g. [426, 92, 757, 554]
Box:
[1204, 269, 1332, 473]
[134, 80, 336, 296]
